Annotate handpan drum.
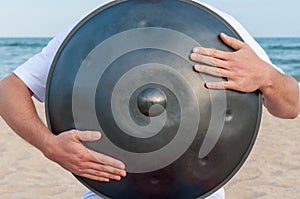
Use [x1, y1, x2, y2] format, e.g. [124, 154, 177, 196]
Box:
[45, 0, 262, 198]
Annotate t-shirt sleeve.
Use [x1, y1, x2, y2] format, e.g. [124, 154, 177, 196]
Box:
[13, 25, 74, 102]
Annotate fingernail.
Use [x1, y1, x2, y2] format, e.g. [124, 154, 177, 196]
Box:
[194, 64, 202, 71]
[119, 163, 126, 170]
[121, 170, 127, 177]
[190, 53, 196, 59]
[115, 176, 121, 181]
[193, 47, 200, 53]
[205, 82, 213, 88]
[92, 132, 101, 139]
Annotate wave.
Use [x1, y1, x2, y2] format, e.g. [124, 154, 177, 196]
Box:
[271, 58, 300, 65]
[264, 45, 300, 50]
[0, 38, 51, 48]
[0, 42, 47, 48]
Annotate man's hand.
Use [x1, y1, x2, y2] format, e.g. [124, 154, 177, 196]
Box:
[43, 130, 127, 182]
[190, 32, 273, 92]
[190, 33, 300, 119]
[0, 74, 127, 183]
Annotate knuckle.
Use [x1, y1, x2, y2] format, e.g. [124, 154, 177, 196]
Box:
[216, 68, 222, 76]
[224, 61, 232, 69]
[96, 164, 105, 171]
[93, 170, 103, 177]
[211, 59, 219, 67]
[71, 163, 83, 174]
[76, 161, 85, 169]
[77, 152, 90, 163]
[223, 81, 232, 90]
[69, 130, 78, 139]
[74, 162, 83, 172]
[211, 49, 218, 58]
[228, 61, 239, 69]
[76, 168, 84, 175]
[77, 152, 86, 160]
[210, 59, 216, 66]
[226, 52, 234, 60]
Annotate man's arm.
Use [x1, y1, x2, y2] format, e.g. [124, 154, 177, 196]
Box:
[190, 33, 300, 119]
[0, 74, 126, 182]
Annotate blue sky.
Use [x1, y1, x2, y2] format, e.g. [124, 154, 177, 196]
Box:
[0, 0, 299, 37]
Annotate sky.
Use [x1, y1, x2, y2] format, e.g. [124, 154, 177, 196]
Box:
[0, 0, 299, 37]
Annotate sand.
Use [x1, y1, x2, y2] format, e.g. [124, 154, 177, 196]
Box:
[0, 100, 299, 199]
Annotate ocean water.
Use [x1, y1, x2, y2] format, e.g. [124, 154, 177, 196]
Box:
[0, 37, 299, 83]
[0, 38, 51, 80]
[256, 37, 300, 82]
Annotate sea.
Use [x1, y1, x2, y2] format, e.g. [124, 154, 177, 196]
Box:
[0, 37, 300, 84]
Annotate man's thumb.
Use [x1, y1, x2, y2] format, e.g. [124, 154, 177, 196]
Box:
[76, 130, 102, 142]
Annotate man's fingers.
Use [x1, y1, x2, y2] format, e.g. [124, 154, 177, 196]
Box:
[194, 64, 231, 78]
[88, 149, 126, 170]
[82, 168, 123, 181]
[190, 52, 227, 68]
[76, 130, 102, 142]
[80, 173, 110, 182]
[87, 161, 127, 177]
[193, 46, 229, 60]
[205, 81, 227, 90]
[220, 33, 244, 50]
[205, 81, 238, 90]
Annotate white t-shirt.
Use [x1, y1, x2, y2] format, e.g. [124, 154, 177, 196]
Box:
[12, 2, 276, 199]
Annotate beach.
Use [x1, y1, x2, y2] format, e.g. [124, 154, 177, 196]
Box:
[0, 99, 299, 199]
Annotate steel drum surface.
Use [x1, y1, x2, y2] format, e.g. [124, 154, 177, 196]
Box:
[45, 0, 262, 198]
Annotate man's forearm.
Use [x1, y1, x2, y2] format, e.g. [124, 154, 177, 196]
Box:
[261, 66, 300, 119]
[0, 74, 127, 182]
[0, 74, 53, 154]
